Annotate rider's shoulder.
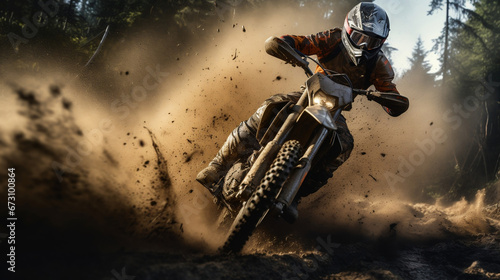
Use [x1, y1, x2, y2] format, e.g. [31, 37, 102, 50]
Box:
[319, 28, 342, 36]
[315, 28, 341, 37]
[375, 51, 392, 66]
[373, 51, 395, 77]
[315, 28, 342, 46]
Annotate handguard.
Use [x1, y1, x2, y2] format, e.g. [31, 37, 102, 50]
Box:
[368, 91, 409, 117]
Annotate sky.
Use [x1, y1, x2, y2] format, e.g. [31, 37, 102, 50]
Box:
[374, 0, 447, 76]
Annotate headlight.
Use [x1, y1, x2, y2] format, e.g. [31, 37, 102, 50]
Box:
[313, 91, 337, 110]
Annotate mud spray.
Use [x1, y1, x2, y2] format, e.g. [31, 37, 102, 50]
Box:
[0, 1, 499, 279]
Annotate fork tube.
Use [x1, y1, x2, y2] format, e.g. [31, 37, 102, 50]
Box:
[275, 92, 308, 146]
[276, 126, 330, 207]
[236, 90, 309, 200]
[332, 108, 342, 122]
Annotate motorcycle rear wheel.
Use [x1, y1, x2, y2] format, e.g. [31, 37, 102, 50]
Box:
[220, 140, 301, 253]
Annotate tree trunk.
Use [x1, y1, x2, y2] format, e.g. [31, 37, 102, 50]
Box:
[443, 0, 450, 85]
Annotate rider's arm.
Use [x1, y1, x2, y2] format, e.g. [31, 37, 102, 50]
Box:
[371, 55, 409, 117]
[280, 29, 340, 56]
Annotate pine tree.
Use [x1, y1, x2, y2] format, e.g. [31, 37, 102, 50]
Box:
[408, 37, 432, 73]
[447, 0, 500, 196]
[428, 0, 470, 84]
[402, 37, 436, 87]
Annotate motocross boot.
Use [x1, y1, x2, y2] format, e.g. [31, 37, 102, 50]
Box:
[196, 121, 260, 193]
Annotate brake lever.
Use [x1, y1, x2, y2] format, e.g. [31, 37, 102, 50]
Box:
[365, 90, 374, 101]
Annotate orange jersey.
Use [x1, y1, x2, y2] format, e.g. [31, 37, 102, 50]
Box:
[281, 28, 399, 94]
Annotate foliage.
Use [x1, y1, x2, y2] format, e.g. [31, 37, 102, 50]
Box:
[429, 0, 500, 199]
[0, 0, 368, 56]
[449, 0, 500, 84]
[404, 37, 436, 85]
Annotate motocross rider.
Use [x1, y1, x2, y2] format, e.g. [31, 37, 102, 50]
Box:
[197, 3, 409, 220]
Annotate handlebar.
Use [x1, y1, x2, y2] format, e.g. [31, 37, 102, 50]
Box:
[264, 36, 409, 115]
[353, 89, 378, 101]
[354, 89, 410, 115]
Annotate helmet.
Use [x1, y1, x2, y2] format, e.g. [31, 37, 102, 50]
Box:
[341, 3, 390, 66]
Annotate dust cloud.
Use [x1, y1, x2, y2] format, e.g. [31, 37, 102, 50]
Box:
[0, 2, 498, 269]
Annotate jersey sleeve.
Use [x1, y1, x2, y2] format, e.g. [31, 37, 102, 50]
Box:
[371, 54, 409, 116]
[280, 29, 341, 57]
[371, 54, 399, 93]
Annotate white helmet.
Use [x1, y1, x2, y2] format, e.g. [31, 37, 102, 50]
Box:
[341, 3, 390, 65]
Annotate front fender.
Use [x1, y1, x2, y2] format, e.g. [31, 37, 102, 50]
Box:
[286, 105, 336, 148]
[301, 105, 337, 130]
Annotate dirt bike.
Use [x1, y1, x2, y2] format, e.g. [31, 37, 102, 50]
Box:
[203, 36, 409, 253]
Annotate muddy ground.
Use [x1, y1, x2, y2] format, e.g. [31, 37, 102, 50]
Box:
[101, 233, 500, 280]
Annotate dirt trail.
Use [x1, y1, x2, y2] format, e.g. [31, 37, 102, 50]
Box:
[103, 232, 500, 280]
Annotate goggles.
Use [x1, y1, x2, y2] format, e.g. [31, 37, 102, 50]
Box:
[349, 30, 385, 50]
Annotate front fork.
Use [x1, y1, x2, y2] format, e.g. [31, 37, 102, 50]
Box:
[235, 94, 308, 200]
[273, 108, 342, 213]
[273, 126, 330, 213]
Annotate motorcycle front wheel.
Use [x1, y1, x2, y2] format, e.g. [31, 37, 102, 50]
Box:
[220, 140, 301, 253]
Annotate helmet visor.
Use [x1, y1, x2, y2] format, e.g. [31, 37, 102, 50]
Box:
[350, 30, 385, 50]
